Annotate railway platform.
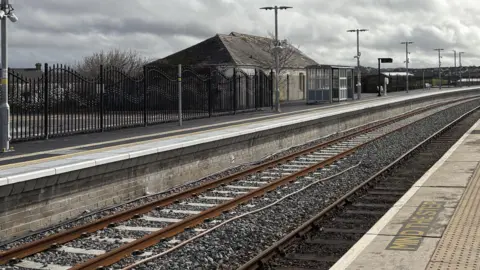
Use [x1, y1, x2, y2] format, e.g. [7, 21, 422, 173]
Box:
[0, 89, 470, 169]
[331, 118, 480, 270]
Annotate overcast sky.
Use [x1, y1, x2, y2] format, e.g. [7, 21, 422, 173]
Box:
[5, 0, 480, 69]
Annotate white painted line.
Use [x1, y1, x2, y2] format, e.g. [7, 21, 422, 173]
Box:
[161, 209, 201, 215]
[212, 190, 248, 195]
[141, 216, 182, 223]
[200, 196, 234, 200]
[180, 202, 217, 207]
[88, 236, 136, 243]
[330, 119, 480, 270]
[225, 185, 258, 190]
[15, 260, 70, 270]
[57, 246, 105, 255]
[115, 225, 160, 232]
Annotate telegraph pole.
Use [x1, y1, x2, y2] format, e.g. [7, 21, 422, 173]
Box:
[434, 48, 444, 89]
[459, 52, 464, 87]
[401, 41, 413, 92]
[260, 5, 292, 113]
[347, 28, 368, 100]
[452, 50, 457, 86]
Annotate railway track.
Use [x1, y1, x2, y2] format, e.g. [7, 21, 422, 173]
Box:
[1, 97, 478, 270]
[238, 102, 480, 270]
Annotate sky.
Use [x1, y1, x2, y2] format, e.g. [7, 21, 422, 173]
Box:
[4, 0, 480, 69]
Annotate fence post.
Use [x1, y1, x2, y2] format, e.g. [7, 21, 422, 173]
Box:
[270, 69, 274, 109]
[43, 63, 49, 139]
[233, 68, 237, 114]
[396, 75, 399, 91]
[254, 69, 258, 110]
[208, 74, 213, 117]
[178, 64, 182, 126]
[287, 74, 290, 101]
[143, 65, 147, 127]
[99, 65, 104, 132]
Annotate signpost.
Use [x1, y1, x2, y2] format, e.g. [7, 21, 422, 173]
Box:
[378, 58, 393, 97]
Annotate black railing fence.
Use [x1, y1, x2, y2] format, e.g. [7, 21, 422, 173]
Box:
[361, 74, 480, 93]
[8, 64, 273, 142]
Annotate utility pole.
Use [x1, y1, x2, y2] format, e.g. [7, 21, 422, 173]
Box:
[452, 50, 457, 86]
[347, 28, 368, 100]
[260, 5, 292, 113]
[434, 48, 444, 89]
[0, 0, 18, 153]
[459, 52, 464, 87]
[401, 41, 413, 92]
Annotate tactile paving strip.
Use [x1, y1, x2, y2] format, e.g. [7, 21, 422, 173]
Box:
[426, 163, 480, 270]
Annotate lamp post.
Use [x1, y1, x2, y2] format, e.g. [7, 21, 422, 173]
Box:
[0, 0, 18, 153]
[401, 41, 413, 92]
[452, 50, 457, 86]
[260, 5, 292, 113]
[434, 48, 444, 89]
[459, 52, 464, 87]
[347, 29, 368, 100]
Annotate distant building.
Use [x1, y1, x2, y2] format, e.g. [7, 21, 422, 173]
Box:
[2, 63, 43, 80]
[151, 32, 318, 101]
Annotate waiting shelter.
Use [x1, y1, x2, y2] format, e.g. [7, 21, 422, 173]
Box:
[306, 65, 355, 104]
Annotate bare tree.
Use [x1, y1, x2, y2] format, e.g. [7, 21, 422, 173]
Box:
[242, 32, 299, 96]
[74, 48, 151, 78]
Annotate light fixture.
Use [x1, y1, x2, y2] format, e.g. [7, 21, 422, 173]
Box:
[0, 3, 18, 23]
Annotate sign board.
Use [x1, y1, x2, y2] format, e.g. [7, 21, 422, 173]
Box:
[380, 58, 393, 63]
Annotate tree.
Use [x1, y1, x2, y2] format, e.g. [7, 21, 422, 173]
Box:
[244, 32, 299, 100]
[74, 48, 151, 78]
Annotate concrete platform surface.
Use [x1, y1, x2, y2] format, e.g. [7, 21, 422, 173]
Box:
[330, 118, 480, 270]
[0, 87, 477, 187]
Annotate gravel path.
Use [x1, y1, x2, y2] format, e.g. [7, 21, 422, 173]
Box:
[109, 99, 479, 269]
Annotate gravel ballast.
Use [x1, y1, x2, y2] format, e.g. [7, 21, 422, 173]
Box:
[108, 99, 480, 269]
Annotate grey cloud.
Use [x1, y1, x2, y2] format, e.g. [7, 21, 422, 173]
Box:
[5, 0, 480, 68]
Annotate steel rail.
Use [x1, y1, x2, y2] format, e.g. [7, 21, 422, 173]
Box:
[72, 99, 480, 270]
[0, 96, 476, 266]
[237, 105, 480, 270]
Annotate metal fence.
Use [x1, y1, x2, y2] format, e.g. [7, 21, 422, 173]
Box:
[8, 64, 273, 142]
[361, 74, 480, 93]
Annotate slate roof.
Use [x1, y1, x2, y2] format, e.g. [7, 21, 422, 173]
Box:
[152, 32, 318, 68]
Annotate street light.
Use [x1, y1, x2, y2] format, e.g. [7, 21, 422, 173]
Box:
[434, 48, 444, 89]
[347, 29, 368, 100]
[452, 50, 457, 86]
[260, 5, 292, 113]
[0, 0, 18, 153]
[459, 52, 465, 87]
[401, 41, 413, 92]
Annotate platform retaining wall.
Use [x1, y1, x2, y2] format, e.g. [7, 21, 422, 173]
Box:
[1, 89, 480, 240]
